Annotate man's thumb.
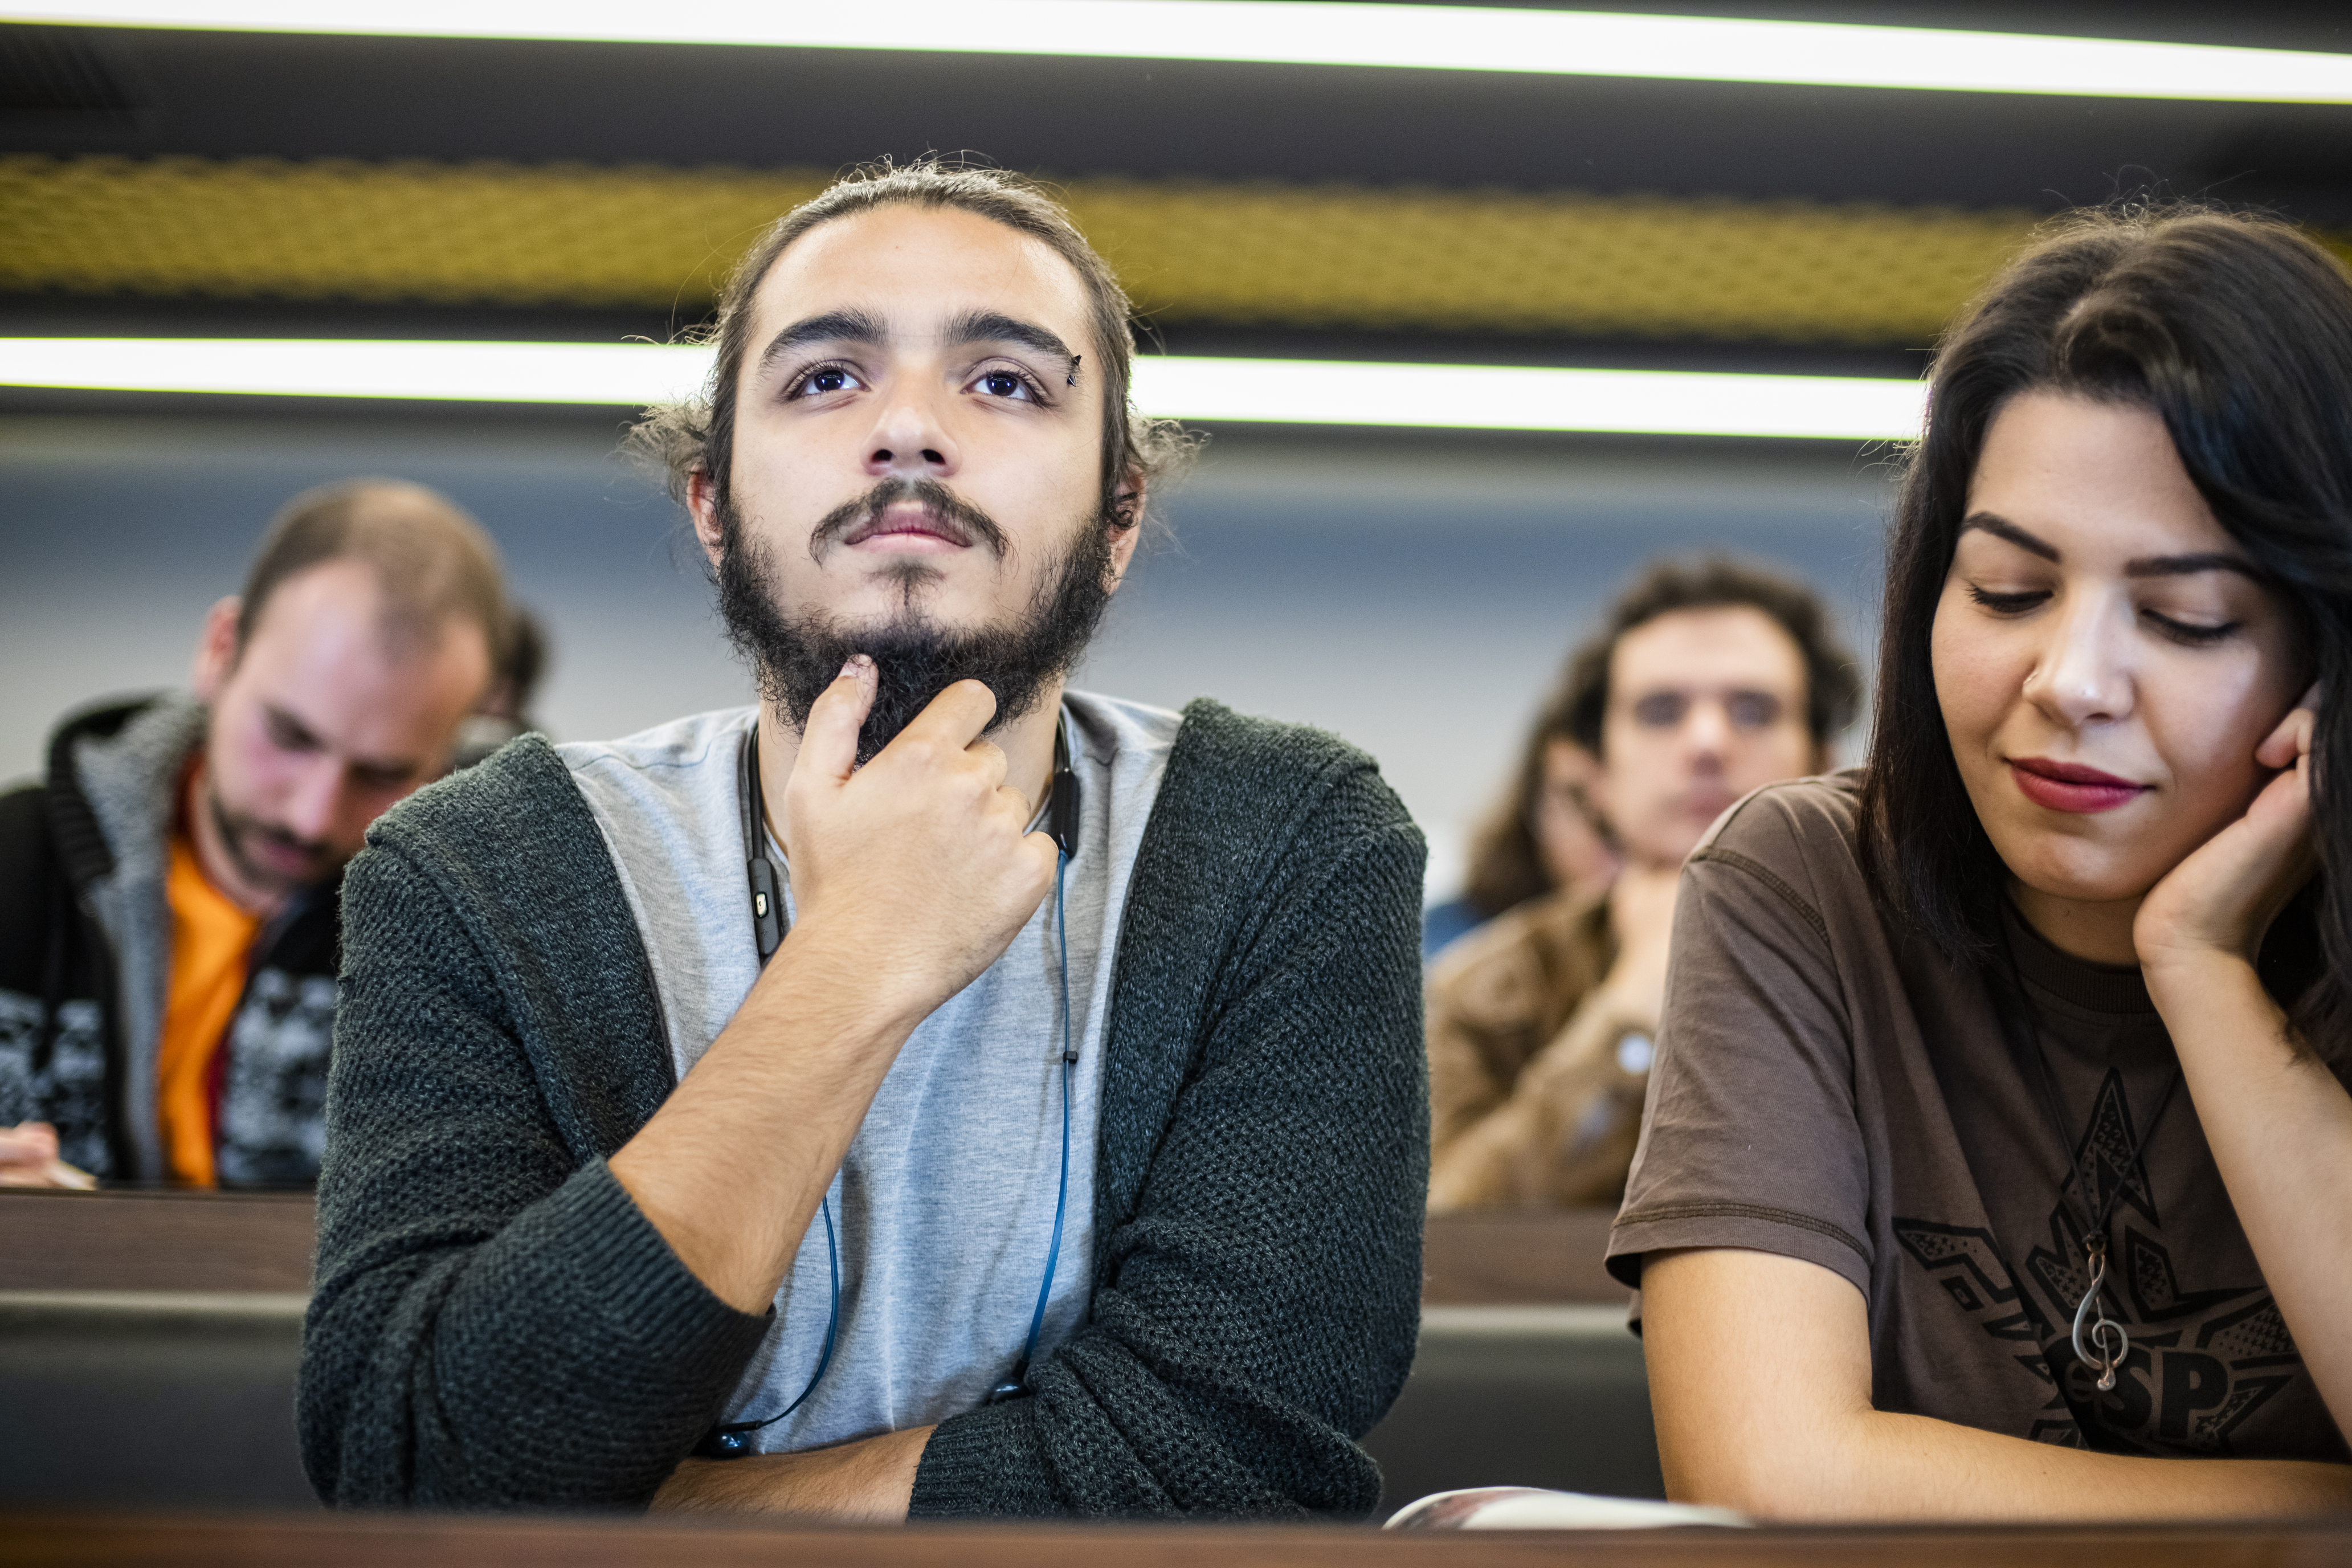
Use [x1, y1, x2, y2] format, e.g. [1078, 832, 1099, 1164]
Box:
[801, 655, 876, 781]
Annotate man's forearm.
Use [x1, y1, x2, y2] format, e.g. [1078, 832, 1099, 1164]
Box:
[651, 1424, 934, 1520]
[609, 928, 924, 1313]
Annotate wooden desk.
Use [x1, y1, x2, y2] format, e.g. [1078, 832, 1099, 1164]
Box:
[0, 1190, 1621, 1304]
[1421, 1208, 1625, 1304]
[0, 1187, 313, 1293]
[3, 1512, 2346, 1568]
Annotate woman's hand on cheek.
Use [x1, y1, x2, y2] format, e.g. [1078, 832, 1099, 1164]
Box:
[2135, 684, 2321, 977]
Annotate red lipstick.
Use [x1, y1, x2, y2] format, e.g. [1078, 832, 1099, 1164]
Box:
[2008, 757, 2149, 814]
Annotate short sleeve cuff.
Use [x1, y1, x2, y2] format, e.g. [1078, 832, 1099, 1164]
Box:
[1606, 1200, 1872, 1297]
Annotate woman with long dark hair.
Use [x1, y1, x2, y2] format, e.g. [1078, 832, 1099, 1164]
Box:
[1606, 207, 2352, 1516]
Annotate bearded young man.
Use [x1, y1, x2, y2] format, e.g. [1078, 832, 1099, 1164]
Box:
[298, 164, 1428, 1521]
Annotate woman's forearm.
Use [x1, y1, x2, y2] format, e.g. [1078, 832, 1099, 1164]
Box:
[1645, 1247, 2352, 1525]
[1696, 1400, 2352, 1522]
[2145, 950, 2352, 1435]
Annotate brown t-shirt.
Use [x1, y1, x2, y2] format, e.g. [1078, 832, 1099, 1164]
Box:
[1608, 772, 2350, 1461]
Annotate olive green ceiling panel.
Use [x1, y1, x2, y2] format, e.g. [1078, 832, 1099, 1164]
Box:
[5, 154, 2341, 345]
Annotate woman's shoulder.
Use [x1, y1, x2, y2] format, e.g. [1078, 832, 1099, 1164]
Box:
[1684, 770, 1872, 934]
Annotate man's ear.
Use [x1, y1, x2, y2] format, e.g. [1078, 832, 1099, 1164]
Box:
[1103, 469, 1145, 593]
[688, 469, 726, 571]
[190, 596, 242, 704]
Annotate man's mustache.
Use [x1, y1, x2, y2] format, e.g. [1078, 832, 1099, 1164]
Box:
[806, 479, 1011, 563]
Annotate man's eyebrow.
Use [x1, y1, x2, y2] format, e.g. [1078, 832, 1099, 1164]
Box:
[267, 702, 420, 777]
[264, 702, 322, 748]
[941, 309, 1076, 368]
[1958, 512, 2059, 561]
[755, 308, 889, 373]
[2124, 552, 2262, 581]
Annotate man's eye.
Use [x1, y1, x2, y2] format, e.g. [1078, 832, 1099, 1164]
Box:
[1632, 693, 1687, 727]
[1726, 693, 1783, 729]
[977, 369, 1034, 401]
[789, 366, 860, 399]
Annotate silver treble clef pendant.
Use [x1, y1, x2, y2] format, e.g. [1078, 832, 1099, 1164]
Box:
[2071, 1237, 2128, 1393]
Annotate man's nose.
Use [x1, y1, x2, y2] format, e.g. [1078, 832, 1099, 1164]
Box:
[864, 381, 959, 480]
[1681, 699, 1733, 760]
[279, 756, 348, 844]
[2023, 593, 2132, 728]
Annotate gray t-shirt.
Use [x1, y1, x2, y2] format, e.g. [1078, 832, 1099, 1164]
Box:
[1609, 772, 2350, 1461]
[561, 691, 1178, 1453]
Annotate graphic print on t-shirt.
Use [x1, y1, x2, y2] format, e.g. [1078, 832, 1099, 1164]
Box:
[1898, 1067, 2299, 1456]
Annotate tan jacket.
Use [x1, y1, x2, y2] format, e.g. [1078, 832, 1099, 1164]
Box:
[1425, 886, 1652, 1210]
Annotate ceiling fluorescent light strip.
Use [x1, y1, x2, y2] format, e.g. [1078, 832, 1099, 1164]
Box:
[0, 338, 1928, 440]
[7, 2, 2352, 102]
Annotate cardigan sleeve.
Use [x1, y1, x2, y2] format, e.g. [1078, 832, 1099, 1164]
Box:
[908, 760, 1430, 1519]
[297, 829, 770, 1510]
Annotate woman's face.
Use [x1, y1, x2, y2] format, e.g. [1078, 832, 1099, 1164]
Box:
[1533, 736, 1619, 899]
[1932, 391, 2307, 948]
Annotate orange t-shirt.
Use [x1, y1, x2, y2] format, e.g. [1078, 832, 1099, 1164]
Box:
[158, 831, 261, 1187]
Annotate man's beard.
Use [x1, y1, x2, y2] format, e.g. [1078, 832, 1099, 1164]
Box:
[716, 479, 1117, 765]
[205, 777, 340, 895]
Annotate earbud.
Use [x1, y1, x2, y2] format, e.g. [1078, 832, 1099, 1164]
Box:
[695, 1425, 758, 1459]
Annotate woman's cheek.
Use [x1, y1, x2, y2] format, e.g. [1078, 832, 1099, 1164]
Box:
[1930, 615, 2011, 763]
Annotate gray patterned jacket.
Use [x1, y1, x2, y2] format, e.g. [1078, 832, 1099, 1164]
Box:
[0, 693, 340, 1185]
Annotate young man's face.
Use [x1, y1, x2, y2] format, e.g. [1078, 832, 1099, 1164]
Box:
[1588, 605, 1819, 873]
[697, 203, 1138, 748]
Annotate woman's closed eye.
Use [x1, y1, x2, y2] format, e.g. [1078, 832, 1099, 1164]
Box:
[2143, 609, 2240, 647]
[1965, 583, 2049, 615]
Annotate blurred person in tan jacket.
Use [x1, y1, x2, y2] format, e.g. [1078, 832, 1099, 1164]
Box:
[1427, 557, 1859, 1210]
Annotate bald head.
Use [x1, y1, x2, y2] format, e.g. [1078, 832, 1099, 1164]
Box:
[235, 479, 511, 669]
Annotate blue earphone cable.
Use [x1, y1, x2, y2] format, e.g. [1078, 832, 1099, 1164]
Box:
[713, 721, 1079, 1449]
[696, 1190, 839, 1456]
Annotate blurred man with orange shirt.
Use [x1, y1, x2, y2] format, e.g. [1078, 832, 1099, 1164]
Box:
[0, 480, 510, 1187]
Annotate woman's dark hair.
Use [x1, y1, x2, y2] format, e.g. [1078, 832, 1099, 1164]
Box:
[1461, 554, 1860, 920]
[1461, 670, 1587, 921]
[1859, 205, 2352, 1054]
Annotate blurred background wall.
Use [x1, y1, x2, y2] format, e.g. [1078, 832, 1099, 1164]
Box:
[3, 2, 2346, 897]
[0, 418, 1892, 893]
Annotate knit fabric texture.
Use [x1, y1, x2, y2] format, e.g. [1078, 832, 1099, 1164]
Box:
[299, 698, 1429, 1517]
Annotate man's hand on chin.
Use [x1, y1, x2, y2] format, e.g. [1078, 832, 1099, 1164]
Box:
[651, 1424, 934, 1521]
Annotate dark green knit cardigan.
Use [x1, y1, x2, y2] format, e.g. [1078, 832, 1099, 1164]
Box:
[298, 699, 1428, 1517]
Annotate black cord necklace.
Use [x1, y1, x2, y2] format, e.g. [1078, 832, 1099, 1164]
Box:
[1993, 919, 2181, 1394]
